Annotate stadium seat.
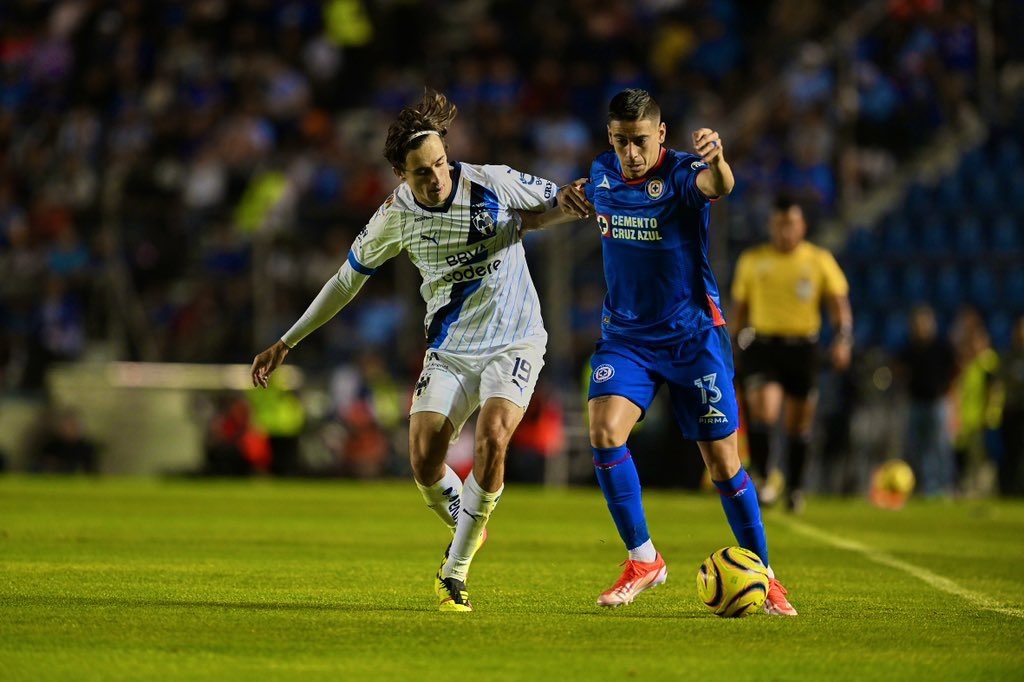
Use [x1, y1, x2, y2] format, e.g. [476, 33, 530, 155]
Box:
[1003, 170, 1024, 209]
[968, 169, 999, 206]
[918, 215, 949, 257]
[844, 263, 865, 304]
[882, 311, 909, 351]
[854, 313, 876, 348]
[966, 267, 998, 311]
[989, 214, 1021, 252]
[988, 311, 1013, 350]
[865, 266, 893, 305]
[899, 262, 930, 303]
[953, 215, 985, 257]
[934, 175, 965, 213]
[1004, 268, 1024, 304]
[882, 217, 913, 258]
[957, 145, 985, 179]
[903, 182, 930, 218]
[933, 265, 963, 308]
[843, 227, 877, 261]
[996, 140, 1022, 174]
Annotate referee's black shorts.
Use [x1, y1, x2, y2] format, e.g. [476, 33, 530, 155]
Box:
[737, 335, 820, 398]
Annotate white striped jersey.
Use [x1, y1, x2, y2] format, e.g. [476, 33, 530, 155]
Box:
[348, 162, 557, 355]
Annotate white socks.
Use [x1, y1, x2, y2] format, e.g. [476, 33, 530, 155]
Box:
[415, 465, 463, 534]
[443, 472, 502, 581]
[628, 539, 657, 563]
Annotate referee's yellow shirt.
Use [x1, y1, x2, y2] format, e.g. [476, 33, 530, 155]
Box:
[731, 241, 849, 337]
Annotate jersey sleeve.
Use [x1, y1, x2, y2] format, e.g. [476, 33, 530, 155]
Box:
[480, 165, 558, 211]
[584, 159, 600, 203]
[349, 196, 404, 272]
[280, 260, 369, 347]
[818, 249, 850, 297]
[674, 154, 711, 209]
[731, 250, 752, 303]
[280, 198, 402, 347]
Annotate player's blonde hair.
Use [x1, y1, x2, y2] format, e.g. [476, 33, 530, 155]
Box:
[384, 89, 458, 170]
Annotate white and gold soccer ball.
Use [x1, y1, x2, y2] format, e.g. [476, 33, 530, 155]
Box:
[696, 546, 770, 617]
[870, 459, 916, 509]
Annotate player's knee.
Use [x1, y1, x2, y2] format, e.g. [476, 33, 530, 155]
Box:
[474, 430, 510, 461]
[409, 450, 442, 481]
[589, 421, 626, 449]
[408, 436, 447, 480]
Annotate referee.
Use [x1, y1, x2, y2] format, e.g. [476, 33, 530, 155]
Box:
[730, 195, 853, 512]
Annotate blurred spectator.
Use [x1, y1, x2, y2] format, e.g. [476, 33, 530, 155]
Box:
[336, 398, 391, 479]
[815, 358, 858, 495]
[246, 376, 307, 477]
[38, 275, 86, 362]
[203, 393, 271, 476]
[325, 351, 403, 477]
[30, 407, 99, 474]
[952, 321, 1000, 496]
[896, 304, 957, 496]
[507, 379, 565, 483]
[996, 314, 1024, 496]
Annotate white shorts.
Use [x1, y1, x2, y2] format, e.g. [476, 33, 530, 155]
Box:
[410, 338, 546, 441]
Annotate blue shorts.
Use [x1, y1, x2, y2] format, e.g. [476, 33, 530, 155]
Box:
[587, 326, 739, 442]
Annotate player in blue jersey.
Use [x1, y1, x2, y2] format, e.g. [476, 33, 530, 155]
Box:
[556, 89, 798, 615]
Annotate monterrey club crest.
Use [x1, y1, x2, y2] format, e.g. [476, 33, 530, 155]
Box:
[471, 208, 497, 236]
[645, 177, 664, 200]
[596, 213, 611, 238]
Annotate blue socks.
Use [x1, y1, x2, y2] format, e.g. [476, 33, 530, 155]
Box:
[595, 447, 769, 569]
[593, 445, 650, 551]
[713, 467, 769, 566]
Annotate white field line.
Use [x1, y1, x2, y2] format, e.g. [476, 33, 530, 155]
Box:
[777, 517, 1024, 619]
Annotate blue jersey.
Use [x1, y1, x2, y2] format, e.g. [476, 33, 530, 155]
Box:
[585, 148, 727, 345]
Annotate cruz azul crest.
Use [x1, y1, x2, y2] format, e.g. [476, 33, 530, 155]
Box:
[646, 177, 664, 200]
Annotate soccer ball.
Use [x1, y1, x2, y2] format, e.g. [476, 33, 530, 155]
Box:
[696, 546, 770, 617]
[870, 459, 916, 510]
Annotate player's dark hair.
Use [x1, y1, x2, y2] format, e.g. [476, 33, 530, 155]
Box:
[607, 89, 661, 124]
[384, 89, 457, 170]
[772, 193, 804, 214]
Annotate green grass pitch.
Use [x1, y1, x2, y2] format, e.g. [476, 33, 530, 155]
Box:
[2, 476, 1023, 680]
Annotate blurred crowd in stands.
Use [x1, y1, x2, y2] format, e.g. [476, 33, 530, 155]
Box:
[1, 0, 1022, 494]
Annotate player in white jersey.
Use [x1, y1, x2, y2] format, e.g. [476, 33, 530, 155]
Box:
[250, 90, 566, 612]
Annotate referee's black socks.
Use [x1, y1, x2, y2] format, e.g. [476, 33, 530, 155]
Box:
[747, 423, 772, 482]
[785, 434, 812, 493]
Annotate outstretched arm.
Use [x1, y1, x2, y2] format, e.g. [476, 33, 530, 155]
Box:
[693, 128, 735, 198]
[825, 292, 853, 371]
[250, 263, 368, 387]
[519, 180, 591, 235]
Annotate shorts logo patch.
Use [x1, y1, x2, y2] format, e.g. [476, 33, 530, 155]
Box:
[593, 364, 615, 383]
[699, 405, 728, 425]
[414, 375, 430, 400]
